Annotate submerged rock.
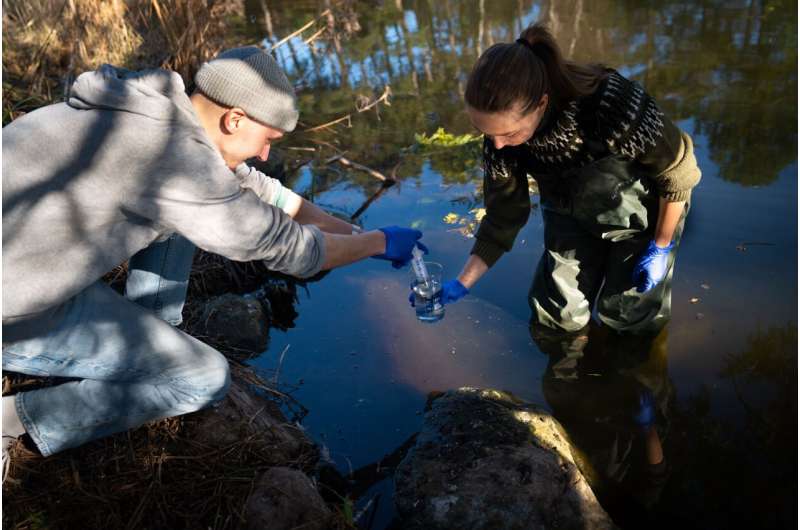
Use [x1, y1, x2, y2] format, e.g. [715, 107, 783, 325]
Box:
[395, 387, 617, 530]
[244, 467, 332, 530]
[202, 293, 270, 352]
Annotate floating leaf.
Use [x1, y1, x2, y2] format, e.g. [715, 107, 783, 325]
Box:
[470, 207, 486, 221]
[443, 212, 460, 224]
[457, 225, 476, 238]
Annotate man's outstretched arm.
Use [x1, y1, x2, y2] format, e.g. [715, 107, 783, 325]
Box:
[293, 199, 356, 235]
[320, 230, 386, 270]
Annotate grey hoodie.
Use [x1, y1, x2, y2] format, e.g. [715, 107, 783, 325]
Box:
[2, 65, 325, 321]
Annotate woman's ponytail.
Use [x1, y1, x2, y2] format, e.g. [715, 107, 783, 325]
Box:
[465, 23, 607, 116]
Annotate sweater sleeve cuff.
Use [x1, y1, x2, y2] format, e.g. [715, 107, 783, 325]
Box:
[470, 239, 505, 268]
[660, 189, 692, 202]
[279, 188, 303, 217]
[656, 131, 701, 201]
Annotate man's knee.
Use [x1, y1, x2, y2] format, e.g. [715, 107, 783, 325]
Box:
[179, 347, 231, 407]
[203, 350, 231, 404]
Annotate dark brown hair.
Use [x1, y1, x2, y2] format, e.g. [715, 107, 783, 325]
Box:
[465, 23, 608, 115]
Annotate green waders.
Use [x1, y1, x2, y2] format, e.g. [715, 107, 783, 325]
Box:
[528, 154, 689, 336]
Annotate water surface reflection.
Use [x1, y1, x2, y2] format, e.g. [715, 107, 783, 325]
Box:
[240, 1, 796, 527]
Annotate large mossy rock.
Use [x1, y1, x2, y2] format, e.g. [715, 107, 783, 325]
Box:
[395, 387, 617, 530]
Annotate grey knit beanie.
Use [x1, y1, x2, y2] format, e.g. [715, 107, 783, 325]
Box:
[194, 46, 299, 132]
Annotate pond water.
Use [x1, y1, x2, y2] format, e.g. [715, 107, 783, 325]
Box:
[238, 1, 797, 528]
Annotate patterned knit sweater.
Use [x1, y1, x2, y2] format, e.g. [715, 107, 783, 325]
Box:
[472, 69, 701, 267]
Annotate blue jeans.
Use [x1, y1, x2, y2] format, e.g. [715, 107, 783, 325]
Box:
[125, 233, 196, 326]
[2, 235, 230, 457]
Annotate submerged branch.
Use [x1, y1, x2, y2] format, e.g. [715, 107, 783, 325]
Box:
[326, 155, 394, 183]
[350, 180, 395, 220]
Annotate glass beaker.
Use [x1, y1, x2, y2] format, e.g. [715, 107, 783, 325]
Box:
[410, 262, 445, 323]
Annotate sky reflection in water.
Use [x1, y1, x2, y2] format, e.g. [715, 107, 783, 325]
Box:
[244, 0, 797, 527]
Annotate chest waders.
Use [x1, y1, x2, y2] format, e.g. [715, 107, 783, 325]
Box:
[528, 153, 689, 340]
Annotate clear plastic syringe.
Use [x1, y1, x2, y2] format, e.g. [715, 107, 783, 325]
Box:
[410, 245, 431, 288]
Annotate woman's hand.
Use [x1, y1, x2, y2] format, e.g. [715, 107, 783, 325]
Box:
[409, 278, 469, 307]
[632, 240, 674, 293]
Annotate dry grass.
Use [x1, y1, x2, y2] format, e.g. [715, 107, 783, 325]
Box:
[2, 0, 242, 123]
[2, 366, 325, 530]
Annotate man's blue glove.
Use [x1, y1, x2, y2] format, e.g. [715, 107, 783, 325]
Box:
[409, 279, 469, 307]
[632, 240, 674, 293]
[632, 388, 656, 430]
[373, 226, 428, 269]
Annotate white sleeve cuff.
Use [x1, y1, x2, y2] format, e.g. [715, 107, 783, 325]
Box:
[281, 189, 303, 217]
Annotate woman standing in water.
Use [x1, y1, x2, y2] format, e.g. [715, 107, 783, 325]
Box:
[439, 23, 701, 339]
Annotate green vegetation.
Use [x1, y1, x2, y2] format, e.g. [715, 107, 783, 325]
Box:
[414, 127, 481, 148]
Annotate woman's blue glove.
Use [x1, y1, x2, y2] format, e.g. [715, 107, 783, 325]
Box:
[373, 226, 428, 269]
[441, 279, 469, 304]
[632, 240, 674, 293]
[409, 279, 469, 306]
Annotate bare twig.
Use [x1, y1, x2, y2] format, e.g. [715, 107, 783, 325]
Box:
[355, 85, 392, 113]
[303, 114, 352, 133]
[269, 8, 331, 51]
[285, 146, 317, 152]
[303, 85, 392, 132]
[308, 138, 341, 151]
[303, 26, 327, 46]
[272, 344, 291, 385]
